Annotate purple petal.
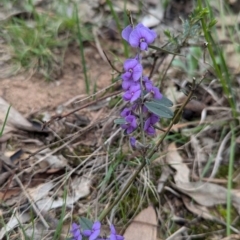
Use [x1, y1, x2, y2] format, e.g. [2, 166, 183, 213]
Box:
[82, 229, 91, 237]
[142, 105, 148, 113]
[121, 108, 131, 117]
[125, 115, 135, 124]
[140, 42, 148, 51]
[152, 87, 162, 99]
[123, 91, 132, 101]
[144, 118, 151, 131]
[140, 27, 157, 44]
[126, 126, 135, 134]
[136, 23, 145, 28]
[121, 72, 132, 81]
[121, 124, 128, 130]
[89, 229, 100, 240]
[130, 82, 141, 91]
[71, 223, 79, 232]
[150, 114, 159, 124]
[123, 59, 138, 70]
[110, 233, 117, 240]
[116, 235, 124, 240]
[130, 137, 136, 148]
[110, 224, 116, 234]
[122, 25, 133, 42]
[130, 89, 141, 103]
[71, 223, 82, 240]
[128, 28, 142, 48]
[146, 125, 155, 135]
[92, 221, 101, 230]
[132, 64, 143, 81]
[122, 80, 133, 90]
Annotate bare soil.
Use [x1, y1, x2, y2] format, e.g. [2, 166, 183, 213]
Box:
[0, 45, 112, 115]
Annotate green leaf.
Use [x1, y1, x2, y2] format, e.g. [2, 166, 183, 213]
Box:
[79, 217, 93, 231]
[114, 118, 126, 125]
[208, 19, 217, 29]
[163, 30, 171, 38]
[144, 101, 174, 119]
[152, 96, 173, 107]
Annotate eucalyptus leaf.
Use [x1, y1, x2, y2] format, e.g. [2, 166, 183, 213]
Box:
[144, 101, 174, 119]
[153, 96, 173, 107]
[114, 118, 126, 125]
[79, 217, 93, 231]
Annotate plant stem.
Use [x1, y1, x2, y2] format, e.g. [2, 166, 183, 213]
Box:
[98, 79, 197, 221]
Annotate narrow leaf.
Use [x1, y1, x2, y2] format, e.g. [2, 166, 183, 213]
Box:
[153, 96, 173, 107]
[144, 101, 173, 119]
[79, 217, 93, 231]
[114, 118, 126, 125]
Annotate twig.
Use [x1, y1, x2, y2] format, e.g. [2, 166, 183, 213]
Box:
[98, 73, 206, 221]
[42, 90, 121, 130]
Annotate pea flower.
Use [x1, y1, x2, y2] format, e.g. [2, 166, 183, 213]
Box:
[144, 114, 159, 135]
[121, 58, 143, 82]
[122, 79, 134, 91]
[109, 224, 124, 240]
[130, 137, 136, 148]
[121, 115, 138, 134]
[122, 23, 157, 51]
[120, 108, 132, 117]
[150, 86, 162, 99]
[71, 223, 82, 240]
[123, 83, 141, 103]
[82, 221, 101, 240]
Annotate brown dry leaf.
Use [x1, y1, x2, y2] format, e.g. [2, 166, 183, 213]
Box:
[174, 181, 240, 215]
[0, 97, 33, 135]
[221, 234, 240, 240]
[182, 196, 216, 221]
[0, 188, 21, 202]
[123, 206, 157, 240]
[166, 142, 190, 183]
[166, 143, 240, 217]
[32, 176, 90, 211]
[36, 148, 68, 170]
[0, 212, 30, 239]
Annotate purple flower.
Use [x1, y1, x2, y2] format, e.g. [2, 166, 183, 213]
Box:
[130, 137, 136, 148]
[121, 115, 138, 134]
[144, 114, 159, 135]
[122, 79, 134, 90]
[121, 108, 132, 117]
[82, 221, 101, 240]
[123, 83, 141, 103]
[122, 23, 157, 51]
[109, 224, 124, 240]
[151, 87, 162, 99]
[121, 58, 143, 82]
[71, 223, 82, 240]
[143, 76, 154, 91]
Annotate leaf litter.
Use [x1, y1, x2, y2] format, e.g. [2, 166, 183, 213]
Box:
[0, 0, 240, 239]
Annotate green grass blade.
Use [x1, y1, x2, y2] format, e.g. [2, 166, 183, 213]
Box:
[226, 124, 235, 236]
[0, 105, 11, 137]
[75, 5, 90, 94]
[106, 0, 129, 58]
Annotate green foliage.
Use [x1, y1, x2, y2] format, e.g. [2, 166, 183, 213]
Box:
[0, 1, 92, 80]
[0, 105, 11, 137]
[79, 217, 93, 231]
[144, 98, 174, 119]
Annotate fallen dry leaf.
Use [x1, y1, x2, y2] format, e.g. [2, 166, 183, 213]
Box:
[123, 206, 157, 240]
[0, 97, 33, 135]
[166, 142, 190, 183]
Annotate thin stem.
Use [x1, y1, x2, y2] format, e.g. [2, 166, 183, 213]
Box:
[98, 78, 197, 221]
[226, 124, 235, 236]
